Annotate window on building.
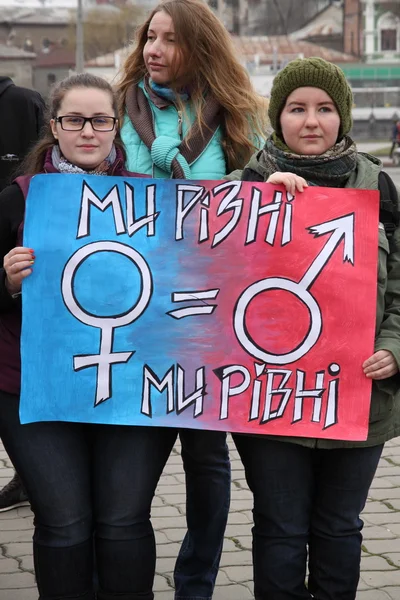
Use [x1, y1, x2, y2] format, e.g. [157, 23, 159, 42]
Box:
[381, 29, 397, 51]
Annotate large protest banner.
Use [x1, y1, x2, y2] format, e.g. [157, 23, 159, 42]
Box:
[20, 174, 379, 441]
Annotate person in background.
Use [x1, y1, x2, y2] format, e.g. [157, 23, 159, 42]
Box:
[0, 77, 45, 192]
[229, 57, 400, 600]
[0, 76, 45, 513]
[116, 1, 267, 597]
[0, 72, 179, 600]
[389, 118, 400, 161]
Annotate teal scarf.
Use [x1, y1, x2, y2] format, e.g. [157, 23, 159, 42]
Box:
[149, 78, 189, 104]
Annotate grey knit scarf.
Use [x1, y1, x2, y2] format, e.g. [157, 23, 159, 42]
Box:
[256, 134, 358, 187]
[51, 145, 117, 175]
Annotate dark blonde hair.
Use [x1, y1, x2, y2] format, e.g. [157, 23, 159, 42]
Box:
[20, 73, 126, 175]
[117, 0, 267, 171]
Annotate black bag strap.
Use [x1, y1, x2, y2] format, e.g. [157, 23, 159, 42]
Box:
[379, 171, 399, 238]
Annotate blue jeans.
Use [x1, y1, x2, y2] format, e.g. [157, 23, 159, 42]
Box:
[232, 435, 383, 600]
[0, 391, 177, 600]
[174, 429, 231, 600]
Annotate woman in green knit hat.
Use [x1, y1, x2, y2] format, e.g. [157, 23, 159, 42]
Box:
[229, 57, 400, 599]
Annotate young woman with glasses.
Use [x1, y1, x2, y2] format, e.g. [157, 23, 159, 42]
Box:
[0, 72, 178, 600]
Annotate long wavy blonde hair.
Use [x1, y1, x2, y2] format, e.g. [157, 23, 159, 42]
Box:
[117, 0, 267, 172]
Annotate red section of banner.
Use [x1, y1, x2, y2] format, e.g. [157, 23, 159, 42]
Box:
[193, 182, 379, 441]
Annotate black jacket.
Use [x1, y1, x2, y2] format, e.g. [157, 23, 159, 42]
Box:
[0, 77, 45, 192]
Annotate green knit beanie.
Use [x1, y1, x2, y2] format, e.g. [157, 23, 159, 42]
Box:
[268, 57, 353, 139]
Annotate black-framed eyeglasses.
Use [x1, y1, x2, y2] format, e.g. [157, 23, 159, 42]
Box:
[55, 115, 117, 131]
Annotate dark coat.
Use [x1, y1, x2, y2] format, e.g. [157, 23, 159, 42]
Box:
[0, 77, 45, 192]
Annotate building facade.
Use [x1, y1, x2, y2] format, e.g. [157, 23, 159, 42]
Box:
[363, 0, 400, 62]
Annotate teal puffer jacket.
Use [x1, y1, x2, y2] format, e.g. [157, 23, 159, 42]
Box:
[120, 80, 226, 179]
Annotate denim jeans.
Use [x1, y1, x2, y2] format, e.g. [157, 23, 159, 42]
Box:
[0, 391, 177, 600]
[232, 435, 383, 600]
[174, 429, 231, 600]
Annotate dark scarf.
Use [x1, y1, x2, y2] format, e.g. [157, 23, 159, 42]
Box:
[124, 81, 221, 178]
[253, 134, 358, 188]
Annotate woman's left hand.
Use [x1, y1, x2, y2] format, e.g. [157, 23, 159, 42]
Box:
[363, 350, 399, 379]
[266, 172, 308, 195]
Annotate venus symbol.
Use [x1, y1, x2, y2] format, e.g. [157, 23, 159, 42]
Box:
[61, 241, 152, 405]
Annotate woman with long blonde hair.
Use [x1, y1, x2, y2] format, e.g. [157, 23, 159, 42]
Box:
[116, 1, 267, 598]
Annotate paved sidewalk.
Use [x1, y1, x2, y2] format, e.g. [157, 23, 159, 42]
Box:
[1, 436, 400, 599]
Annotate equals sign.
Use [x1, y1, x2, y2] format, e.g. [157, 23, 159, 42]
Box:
[167, 289, 220, 319]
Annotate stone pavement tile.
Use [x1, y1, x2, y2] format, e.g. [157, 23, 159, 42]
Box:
[158, 494, 186, 506]
[157, 542, 182, 558]
[384, 476, 400, 485]
[156, 557, 176, 573]
[154, 530, 171, 544]
[381, 449, 400, 458]
[152, 516, 187, 530]
[151, 505, 181, 518]
[153, 574, 173, 592]
[221, 538, 244, 552]
[360, 555, 397, 571]
[363, 513, 400, 526]
[225, 511, 252, 524]
[0, 590, 38, 600]
[0, 557, 20, 574]
[224, 524, 252, 538]
[0, 517, 33, 531]
[227, 535, 252, 550]
[2, 542, 33, 558]
[384, 523, 400, 536]
[384, 588, 400, 599]
[380, 499, 400, 511]
[363, 539, 400, 554]
[212, 584, 254, 599]
[370, 478, 395, 489]
[230, 489, 252, 500]
[0, 467, 13, 478]
[156, 484, 186, 495]
[383, 553, 400, 567]
[214, 570, 233, 586]
[19, 555, 34, 572]
[362, 525, 396, 539]
[160, 528, 186, 543]
[363, 500, 396, 513]
[220, 550, 252, 567]
[16, 507, 34, 518]
[230, 499, 253, 511]
[375, 467, 400, 477]
[156, 474, 182, 486]
[355, 590, 392, 599]
[369, 488, 400, 500]
[151, 495, 164, 507]
[0, 572, 36, 589]
[222, 565, 253, 583]
[0, 531, 33, 543]
[362, 570, 400, 586]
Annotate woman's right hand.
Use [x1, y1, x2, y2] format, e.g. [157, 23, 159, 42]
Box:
[3, 247, 35, 295]
[267, 172, 308, 196]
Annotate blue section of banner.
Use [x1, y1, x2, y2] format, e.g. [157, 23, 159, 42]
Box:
[20, 174, 212, 426]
